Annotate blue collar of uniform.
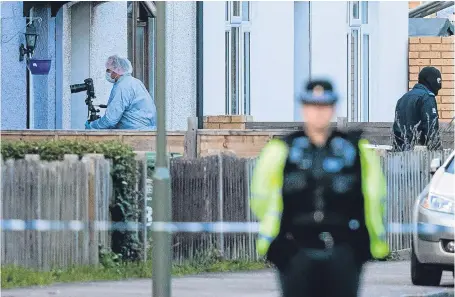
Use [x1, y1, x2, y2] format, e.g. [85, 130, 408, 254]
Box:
[414, 83, 435, 96]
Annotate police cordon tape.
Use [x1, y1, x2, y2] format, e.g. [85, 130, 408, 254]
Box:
[0, 219, 449, 235]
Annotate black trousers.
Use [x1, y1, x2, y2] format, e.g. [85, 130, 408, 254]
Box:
[278, 244, 363, 297]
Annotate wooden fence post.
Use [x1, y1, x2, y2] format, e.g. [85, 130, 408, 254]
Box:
[218, 153, 225, 257]
[25, 154, 42, 269]
[184, 117, 198, 159]
[82, 154, 105, 266]
[135, 152, 148, 262]
[337, 117, 348, 131]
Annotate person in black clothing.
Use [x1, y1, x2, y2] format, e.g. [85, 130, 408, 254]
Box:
[393, 66, 442, 151]
[251, 80, 389, 297]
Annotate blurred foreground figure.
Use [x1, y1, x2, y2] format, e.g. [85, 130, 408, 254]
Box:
[251, 80, 389, 297]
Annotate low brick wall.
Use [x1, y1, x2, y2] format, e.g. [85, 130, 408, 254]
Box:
[409, 36, 454, 121]
[203, 115, 253, 129]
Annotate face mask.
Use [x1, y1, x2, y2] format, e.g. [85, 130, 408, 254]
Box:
[105, 72, 116, 83]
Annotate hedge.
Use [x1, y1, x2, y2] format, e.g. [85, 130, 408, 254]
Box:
[1, 140, 142, 261]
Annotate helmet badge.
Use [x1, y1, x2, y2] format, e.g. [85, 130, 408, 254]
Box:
[312, 85, 325, 97]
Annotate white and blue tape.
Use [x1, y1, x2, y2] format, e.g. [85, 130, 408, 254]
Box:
[0, 219, 448, 235]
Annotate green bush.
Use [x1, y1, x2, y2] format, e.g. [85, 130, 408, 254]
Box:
[1, 140, 142, 261]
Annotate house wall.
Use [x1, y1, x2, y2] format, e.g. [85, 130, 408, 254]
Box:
[310, 1, 408, 123]
[33, 6, 56, 129]
[1, 2, 27, 129]
[371, 1, 409, 122]
[165, 1, 197, 131]
[249, 1, 294, 122]
[409, 36, 454, 121]
[310, 1, 348, 119]
[293, 2, 311, 121]
[202, 1, 294, 122]
[70, 2, 91, 129]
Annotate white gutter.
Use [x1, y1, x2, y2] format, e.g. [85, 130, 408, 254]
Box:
[409, 1, 454, 18]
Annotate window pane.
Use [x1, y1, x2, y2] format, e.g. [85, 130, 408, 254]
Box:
[244, 32, 251, 115]
[135, 25, 146, 83]
[225, 1, 229, 22]
[149, 18, 155, 94]
[242, 2, 249, 21]
[231, 27, 239, 115]
[127, 2, 133, 63]
[225, 31, 230, 114]
[362, 35, 369, 122]
[232, 1, 240, 17]
[350, 30, 359, 122]
[361, 1, 368, 24]
[352, 1, 359, 19]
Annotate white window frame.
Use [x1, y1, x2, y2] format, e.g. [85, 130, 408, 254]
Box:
[347, 1, 370, 122]
[225, 1, 251, 116]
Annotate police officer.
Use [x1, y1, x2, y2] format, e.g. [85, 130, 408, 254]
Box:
[393, 66, 442, 151]
[250, 80, 389, 297]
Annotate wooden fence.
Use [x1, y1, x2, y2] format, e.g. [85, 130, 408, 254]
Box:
[1, 149, 453, 269]
[1, 155, 112, 270]
[169, 149, 454, 262]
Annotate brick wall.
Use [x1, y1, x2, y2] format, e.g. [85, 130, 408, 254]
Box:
[409, 36, 454, 121]
[408, 1, 421, 10]
[203, 115, 253, 129]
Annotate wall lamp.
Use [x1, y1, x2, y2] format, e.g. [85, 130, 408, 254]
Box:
[19, 24, 38, 62]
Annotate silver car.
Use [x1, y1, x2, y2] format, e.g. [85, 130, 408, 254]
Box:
[411, 151, 455, 286]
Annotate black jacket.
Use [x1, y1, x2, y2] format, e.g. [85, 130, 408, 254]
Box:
[392, 84, 441, 151]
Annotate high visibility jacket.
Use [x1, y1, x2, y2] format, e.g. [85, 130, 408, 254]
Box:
[250, 130, 389, 262]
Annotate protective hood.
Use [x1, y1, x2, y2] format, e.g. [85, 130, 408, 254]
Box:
[418, 66, 442, 96]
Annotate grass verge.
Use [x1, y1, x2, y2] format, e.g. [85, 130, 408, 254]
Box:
[1, 260, 270, 289]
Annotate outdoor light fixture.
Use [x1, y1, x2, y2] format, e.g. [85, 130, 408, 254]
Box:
[19, 24, 38, 62]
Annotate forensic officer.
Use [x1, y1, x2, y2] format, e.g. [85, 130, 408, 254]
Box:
[393, 66, 442, 151]
[86, 55, 157, 130]
[250, 80, 389, 297]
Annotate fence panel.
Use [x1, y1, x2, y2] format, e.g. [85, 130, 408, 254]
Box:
[1, 155, 112, 270]
[168, 149, 453, 262]
[383, 149, 452, 251]
[171, 155, 220, 263]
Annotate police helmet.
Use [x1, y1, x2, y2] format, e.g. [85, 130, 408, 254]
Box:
[299, 80, 338, 105]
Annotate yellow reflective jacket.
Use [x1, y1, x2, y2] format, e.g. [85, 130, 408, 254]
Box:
[250, 137, 389, 259]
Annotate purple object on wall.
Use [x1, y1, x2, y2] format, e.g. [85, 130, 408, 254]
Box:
[27, 59, 52, 75]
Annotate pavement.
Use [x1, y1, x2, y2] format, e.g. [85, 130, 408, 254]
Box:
[2, 261, 454, 297]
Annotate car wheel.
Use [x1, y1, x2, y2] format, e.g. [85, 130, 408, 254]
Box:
[411, 246, 442, 286]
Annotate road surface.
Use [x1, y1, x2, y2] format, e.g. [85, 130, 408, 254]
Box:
[3, 261, 454, 297]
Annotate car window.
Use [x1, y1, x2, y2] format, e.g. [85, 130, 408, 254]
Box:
[446, 157, 454, 174]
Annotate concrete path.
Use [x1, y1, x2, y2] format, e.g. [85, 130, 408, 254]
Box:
[3, 261, 454, 297]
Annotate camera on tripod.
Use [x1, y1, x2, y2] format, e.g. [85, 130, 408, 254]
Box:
[70, 78, 106, 122]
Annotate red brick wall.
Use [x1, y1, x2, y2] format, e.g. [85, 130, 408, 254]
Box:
[409, 36, 454, 121]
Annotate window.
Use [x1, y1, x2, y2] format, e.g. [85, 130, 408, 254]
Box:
[127, 1, 155, 92]
[347, 1, 370, 122]
[225, 1, 251, 115]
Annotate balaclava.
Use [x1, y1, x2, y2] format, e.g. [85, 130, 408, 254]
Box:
[418, 66, 442, 96]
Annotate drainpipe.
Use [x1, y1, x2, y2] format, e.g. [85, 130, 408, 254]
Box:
[28, 9, 35, 129]
[196, 1, 203, 129]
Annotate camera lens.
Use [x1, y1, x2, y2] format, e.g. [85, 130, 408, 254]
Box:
[70, 83, 87, 94]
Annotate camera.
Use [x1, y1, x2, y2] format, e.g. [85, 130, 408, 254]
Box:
[70, 78, 106, 122]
